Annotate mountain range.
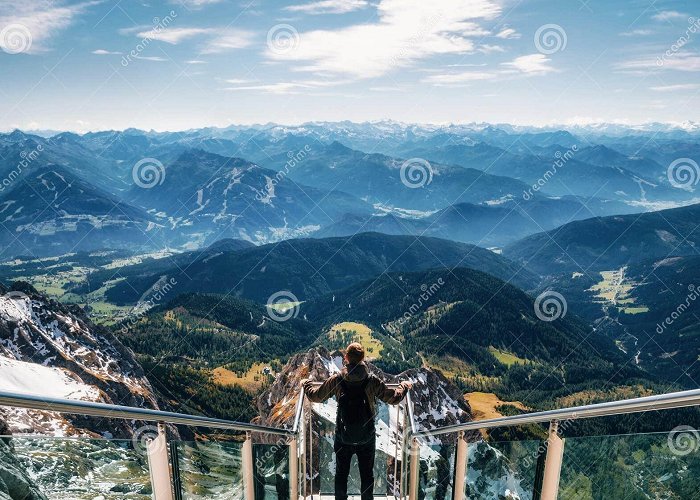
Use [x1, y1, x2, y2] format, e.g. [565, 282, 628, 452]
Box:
[2, 122, 697, 258]
[97, 232, 536, 305]
[504, 202, 700, 275]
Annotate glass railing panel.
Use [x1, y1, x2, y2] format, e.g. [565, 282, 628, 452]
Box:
[176, 440, 243, 499]
[465, 439, 540, 500]
[414, 437, 456, 500]
[252, 442, 290, 500]
[3, 436, 151, 499]
[312, 396, 392, 496]
[558, 432, 700, 499]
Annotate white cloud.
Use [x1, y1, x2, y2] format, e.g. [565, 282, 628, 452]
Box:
[127, 25, 253, 53]
[201, 30, 254, 53]
[135, 55, 168, 62]
[285, 0, 369, 15]
[92, 49, 122, 55]
[267, 0, 501, 78]
[186, 59, 207, 64]
[224, 79, 346, 94]
[225, 82, 311, 94]
[651, 11, 687, 21]
[0, 1, 99, 54]
[170, 0, 225, 7]
[136, 27, 211, 44]
[495, 26, 520, 39]
[370, 86, 404, 91]
[478, 44, 505, 53]
[620, 29, 653, 36]
[501, 53, 555, 74]
[423, 71, 496, 85]
[424, 53, 555, 85]
[649, 83, 700, 92]
[618, 52, 700, 72]
[225, 78, 252, 84]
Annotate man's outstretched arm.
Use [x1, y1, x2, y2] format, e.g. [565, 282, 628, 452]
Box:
[303, 375, 340, 403]
[375, 379, 412, 405]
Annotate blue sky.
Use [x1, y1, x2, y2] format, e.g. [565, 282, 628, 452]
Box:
[0, 0, 698, 131]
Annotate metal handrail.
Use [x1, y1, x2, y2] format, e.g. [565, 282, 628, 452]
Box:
[292, 385, 305, 433]
[0, 390, 294, 436]
[412, 387, 700, 437]
[405, 391, 417, 435]
[7, 385, 700, 439]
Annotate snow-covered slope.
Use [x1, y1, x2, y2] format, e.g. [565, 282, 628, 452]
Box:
[0, 357, 101, 436]
[0, 283, 159, 436]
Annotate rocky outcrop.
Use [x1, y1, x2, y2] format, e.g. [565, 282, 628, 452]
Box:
[256, 346, 473, 433]
[0, 282, 159, 437]
[0, 413, 46, 500]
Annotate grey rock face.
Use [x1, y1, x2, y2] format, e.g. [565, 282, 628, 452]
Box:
[0, 415, 46, 500]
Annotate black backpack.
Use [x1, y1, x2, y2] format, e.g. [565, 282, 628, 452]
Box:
[336, 377, 375, 445]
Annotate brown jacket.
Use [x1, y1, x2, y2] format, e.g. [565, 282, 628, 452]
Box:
[303, 362, 408, 416]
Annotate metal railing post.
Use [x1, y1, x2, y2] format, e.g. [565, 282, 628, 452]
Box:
[147, 423, 174, 500]
[289, 437, 298, 500]
[393, 403, 401, 498]
[169, 441, 183, 500]
[301, 412, 307, 499]
[408, 437, 420, 500]
[452, 431, 467, 500]
[242, 431, 255, 500]
[540, 420, 565, 500]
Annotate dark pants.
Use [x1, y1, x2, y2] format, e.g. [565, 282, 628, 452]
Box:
[334, 439, 375, 500]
